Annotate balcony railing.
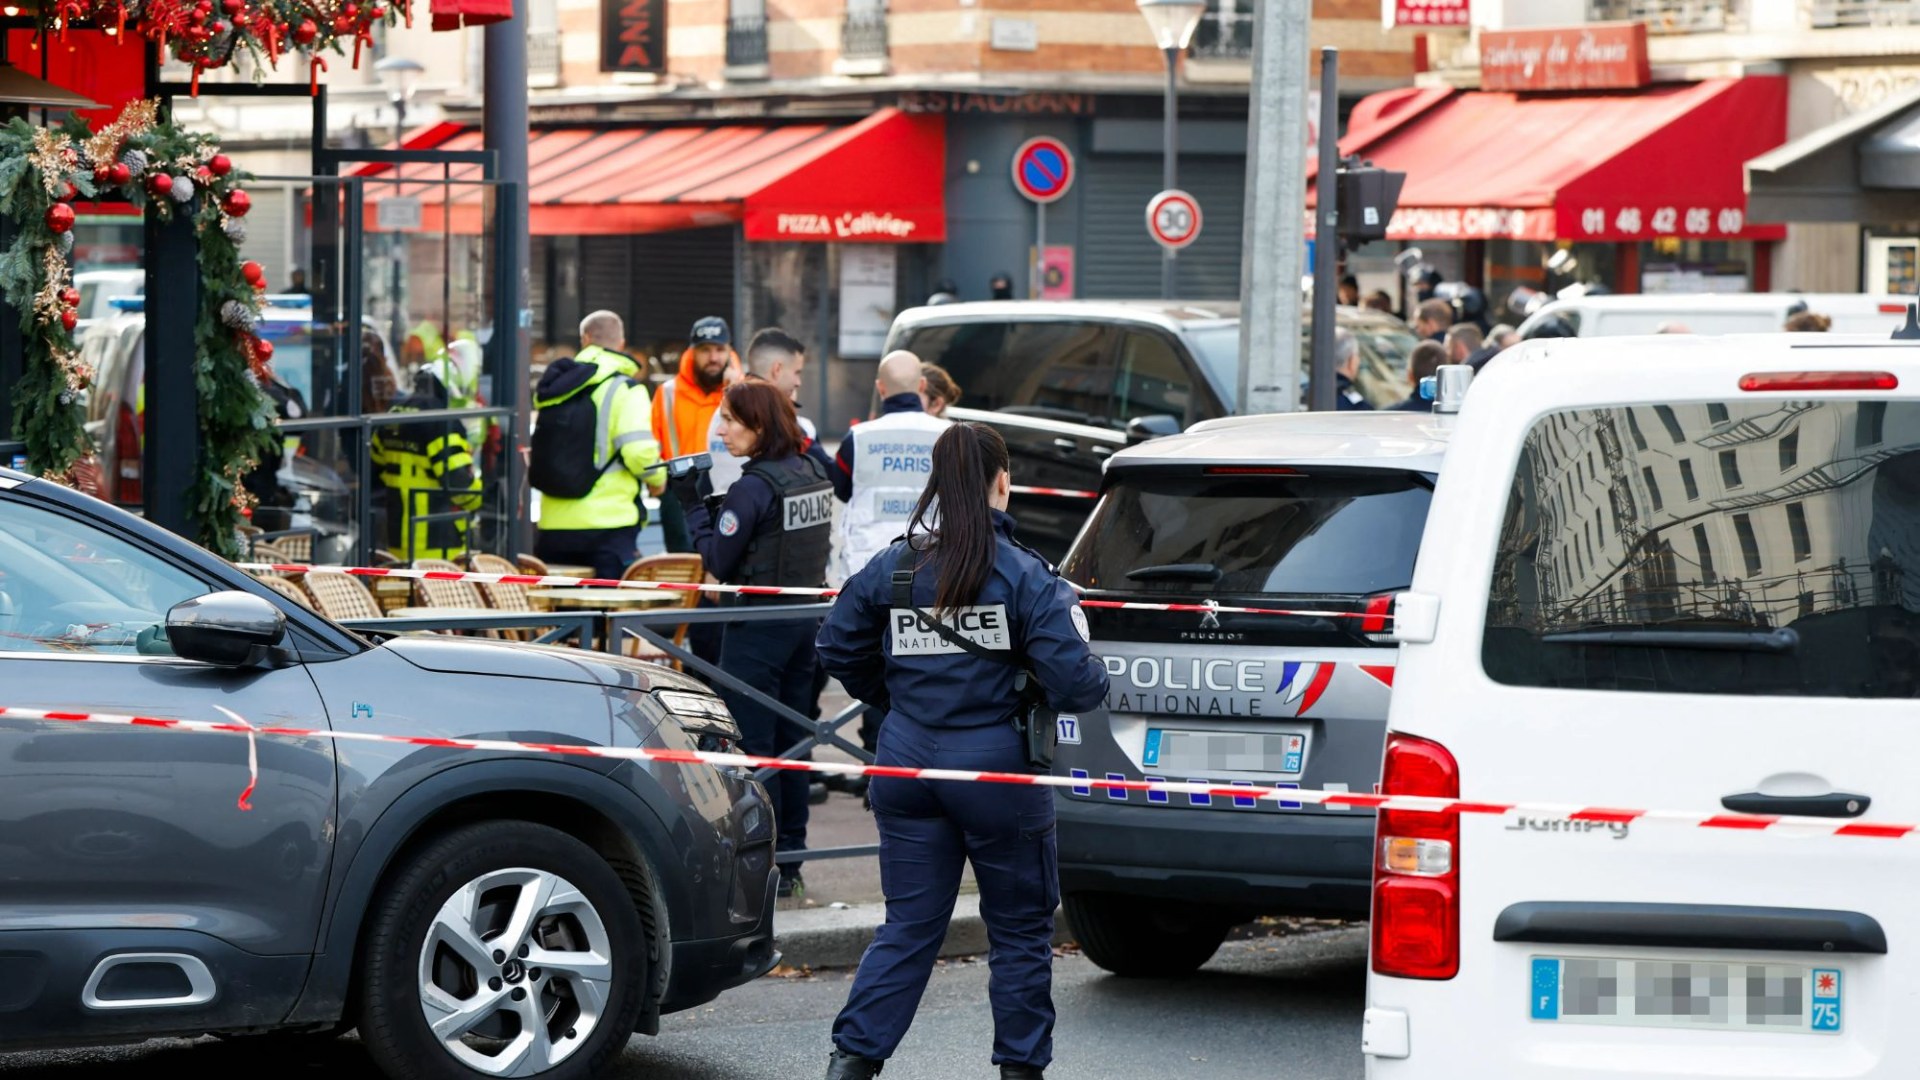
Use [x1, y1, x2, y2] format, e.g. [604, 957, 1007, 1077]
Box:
[1190, 8, 1253, 59]
[1587, 0, 1745, 32]
[727, 14, 769, 68]
[841, 9, 889, 61]
[1805, 0, 1920, 26]
[528, 29, 561, 86]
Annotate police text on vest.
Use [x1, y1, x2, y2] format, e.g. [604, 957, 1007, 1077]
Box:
[889, 605, 1012, 655]
[784, 490, 835, 531]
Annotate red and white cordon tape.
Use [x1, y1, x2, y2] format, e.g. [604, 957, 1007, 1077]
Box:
[233, 563, 1390, 622]
[0, 703, 1908, 839]
[1009, 485, 1099, 500]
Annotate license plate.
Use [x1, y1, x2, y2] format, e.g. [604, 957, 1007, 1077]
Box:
[1142, 729, 1304, 775]
[1530, 956, 1842, 1034]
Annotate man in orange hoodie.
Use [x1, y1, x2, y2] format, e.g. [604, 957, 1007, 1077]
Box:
[652, 315, 739, 552]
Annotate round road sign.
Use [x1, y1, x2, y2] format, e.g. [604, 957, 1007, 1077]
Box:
[1146, 189, 1202, 250]
[1011, 137, 1075, 204]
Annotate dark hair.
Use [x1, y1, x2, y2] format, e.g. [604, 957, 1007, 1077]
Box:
[1363, 289, 1395, 312]
[1408, 341, 1447, 383]
[908, 422, 1010, 618]
[1784, 311, 1832, 333]
[1417, 298, 1454, 326]
[722, 381, 806, 461]
[747, 326, 806, 358]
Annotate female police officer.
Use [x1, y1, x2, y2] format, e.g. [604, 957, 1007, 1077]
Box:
[814, 422, 1109, 1080]
[669, 380, 835, 898]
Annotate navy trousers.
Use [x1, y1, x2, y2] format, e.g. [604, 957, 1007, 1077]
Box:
[832, 713, 1058, 1068]
[717, 616, 817, 875]
[533, 525, 638, 581]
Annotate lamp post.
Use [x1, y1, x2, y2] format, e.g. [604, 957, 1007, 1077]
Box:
[1137, 0, 1205, 300]
[375, 56, 424, 353]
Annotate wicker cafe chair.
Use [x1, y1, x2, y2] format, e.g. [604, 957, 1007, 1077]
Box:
[515, 553, 551, 577]
[303, 571, 385, 622]
[618, 554, 706, 665]
[468, 552, 546, 642]
[251, 573, 315, 610]
[411, 558, 496, 637]
[247, 538, 295, 573]
[270, 531, 314, 563]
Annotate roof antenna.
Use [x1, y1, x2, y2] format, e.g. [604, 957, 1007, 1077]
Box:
[1896, 282, 1920, 341]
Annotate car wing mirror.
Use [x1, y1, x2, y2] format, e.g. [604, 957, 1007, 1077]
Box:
[1125, 414, 1181, 442]
[166, 591, 289, 668]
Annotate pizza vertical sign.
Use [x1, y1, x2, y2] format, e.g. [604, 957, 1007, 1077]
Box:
[602, 0, 667, 73]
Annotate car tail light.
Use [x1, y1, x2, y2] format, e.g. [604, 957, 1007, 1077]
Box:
[114, 401, 143, 505]
[1372, 733, 1460, 980]
[1879, 303, 1909, 314]
[1739, 371, 1898, 392]
[1361, 593, 1395, 641]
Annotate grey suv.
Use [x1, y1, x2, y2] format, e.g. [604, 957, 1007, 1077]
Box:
[1050, 410, 1447, 976]
[0, 468, 776, 1078]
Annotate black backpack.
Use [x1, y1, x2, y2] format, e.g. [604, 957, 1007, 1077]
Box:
[530, 356, 629, 499]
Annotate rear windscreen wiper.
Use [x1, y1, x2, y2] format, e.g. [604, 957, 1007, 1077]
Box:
[1125, 563, 1223, 583]
[1540, 627, 1799, 653]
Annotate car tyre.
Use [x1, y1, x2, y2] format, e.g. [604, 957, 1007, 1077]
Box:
[359, 821, 647, 1080]
[1064, 892, 1229, 977]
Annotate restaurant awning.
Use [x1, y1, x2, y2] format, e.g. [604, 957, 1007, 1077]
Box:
[358, 107, 945, 241]
[1310, 77, 1787, 243]
[1746, 84, 1920, 224]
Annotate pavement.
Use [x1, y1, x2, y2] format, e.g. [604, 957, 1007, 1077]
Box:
[0, 928, 1369, 1079]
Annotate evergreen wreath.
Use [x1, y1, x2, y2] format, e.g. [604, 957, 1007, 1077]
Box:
[0, 99, 277, 558]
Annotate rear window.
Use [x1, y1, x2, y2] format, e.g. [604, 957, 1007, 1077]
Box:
[1484, 402, 1920, 698]
[1061, 469, 1432, 598]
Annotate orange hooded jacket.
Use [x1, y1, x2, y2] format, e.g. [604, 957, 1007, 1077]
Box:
[651, 347, 741, 460]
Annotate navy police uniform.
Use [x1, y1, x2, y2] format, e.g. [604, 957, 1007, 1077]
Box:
[815, 510, 1109, 1071]
[683, 452, 835, 883]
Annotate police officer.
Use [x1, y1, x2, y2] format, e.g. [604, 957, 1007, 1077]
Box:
[815, 422, 1110, 1080]
[669, 380, 834, 898]
[370, 369, 483, 561]
[830, 350, 950, 586]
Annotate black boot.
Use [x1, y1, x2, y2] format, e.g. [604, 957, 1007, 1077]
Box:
[1000, 1066, 1044, 1080]
[824, 1050, 883, 1080]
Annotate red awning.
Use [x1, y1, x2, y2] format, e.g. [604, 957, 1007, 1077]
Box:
[358, 108, 945, 242]
[430, 0, 514, 30]
[1309, 77, 1787, 242]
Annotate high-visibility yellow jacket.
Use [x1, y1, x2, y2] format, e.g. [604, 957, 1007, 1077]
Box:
[371, 380, 484, 561]
[535, 345, 662, 531]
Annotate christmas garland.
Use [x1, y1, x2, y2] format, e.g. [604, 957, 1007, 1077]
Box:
[0, 99, 277, 558]
[11, 0, 412, 94]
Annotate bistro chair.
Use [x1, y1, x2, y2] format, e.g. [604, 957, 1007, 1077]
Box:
[411, 558, 495, 636]
[515, 553, 552, 577]
[468, 552, 546, 642]
[618, 554, 706, 666]
[303, 572, 385, 623]
[251, 572, 315, 610]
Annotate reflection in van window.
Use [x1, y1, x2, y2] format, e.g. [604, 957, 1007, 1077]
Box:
[1483, 402, 1920, 698]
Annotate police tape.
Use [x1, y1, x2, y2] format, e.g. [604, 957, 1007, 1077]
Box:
[231, 563, 1390, 621]
[0, 703, 1906, 839]
[1008, 485, 1099, 499]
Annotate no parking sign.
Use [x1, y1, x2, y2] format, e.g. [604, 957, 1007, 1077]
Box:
[1011, 137, 1075, 204]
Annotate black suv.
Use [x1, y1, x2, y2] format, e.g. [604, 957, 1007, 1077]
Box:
[886, 300, 1418, 561]
[0, 469, 775, 1078]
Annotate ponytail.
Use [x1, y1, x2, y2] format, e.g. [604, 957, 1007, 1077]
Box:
[907, 422, 1010, 618]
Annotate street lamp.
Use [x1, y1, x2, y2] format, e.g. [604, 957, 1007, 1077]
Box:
[1137, 0, 1205, 300]
[374, 56, 424, 357]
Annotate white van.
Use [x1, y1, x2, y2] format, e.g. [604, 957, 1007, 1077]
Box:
[1364, 333, 1920, 1076]
[1516, 293, 1915, 338]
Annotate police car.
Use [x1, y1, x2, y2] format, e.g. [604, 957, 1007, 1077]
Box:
[1364, 334, 1920, 1076]
[1052, 393, 1459, 976]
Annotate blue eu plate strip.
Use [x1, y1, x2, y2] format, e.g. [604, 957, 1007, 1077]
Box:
[1531, 958, 1560, 1021]
[1142, 729, 1162, 768]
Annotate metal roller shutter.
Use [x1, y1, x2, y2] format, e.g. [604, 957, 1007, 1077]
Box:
[528, 234, 549, 342]
[580, 236, 630, 320]
[236, 183, 294, 285]
[629, 227, 736, 343]
[1078, 155, 1244, 301]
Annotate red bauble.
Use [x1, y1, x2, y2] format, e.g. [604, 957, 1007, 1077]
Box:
[45, 203, 75, 233]
[208, 153, 232, 177]
[223, 189, 252, 217]
[371, 5, 386, 15]
[293, 18, 317, 42]
[252, 336, 274, 362]
[196, 165, 213, 182]
[150, 173, 174, 196]
[221, 0, 243, 12]
[332, 14, 352, 31]
[60, 287, 81, 307]
[94, 166, 111, 184]
[242, 260, 266, 287]
[57, 181, 77, 202]
[109, 163, 131, 186]
[60, 309, 78, 332]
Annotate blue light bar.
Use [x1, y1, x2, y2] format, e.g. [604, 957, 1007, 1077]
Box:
[107, 296, 145, 311]
[261, 294, 313, 309]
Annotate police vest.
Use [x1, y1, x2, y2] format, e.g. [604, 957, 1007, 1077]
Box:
[835, 409, 950, 585]
[736, 455, 834, 591]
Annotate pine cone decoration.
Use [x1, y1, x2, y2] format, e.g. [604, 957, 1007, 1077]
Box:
[222, 217, 247, 244]
[220, 299, 256, 330]
[170, 175, 196, 202]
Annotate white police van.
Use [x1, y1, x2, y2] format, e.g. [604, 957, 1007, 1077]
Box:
[1364, 332, 1920, 1076]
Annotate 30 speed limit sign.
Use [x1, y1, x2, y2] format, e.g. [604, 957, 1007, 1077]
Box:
[1146, 189, 1202, 250]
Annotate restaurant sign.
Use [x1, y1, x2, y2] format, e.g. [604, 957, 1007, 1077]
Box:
[748, 209, 943, 243]
[601, 0, 667, 73]
[1480, 22, 1650, 92]
[1381, 0, 1468, 29]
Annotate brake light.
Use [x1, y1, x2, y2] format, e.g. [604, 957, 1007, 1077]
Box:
[1372, 733, 1460, 980]
[1361, 593, 1394, 638]
[1739, 371, 1898, 392]
[1879, 303, 1908, 314]
[114, 401, 143, 506]
[1203, 466, 1302, 476]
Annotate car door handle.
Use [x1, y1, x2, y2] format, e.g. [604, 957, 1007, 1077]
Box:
[1720, 791, 1871, 818]
[1052, 438, 1078, 451]
[1091, 445, 1114, 457]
